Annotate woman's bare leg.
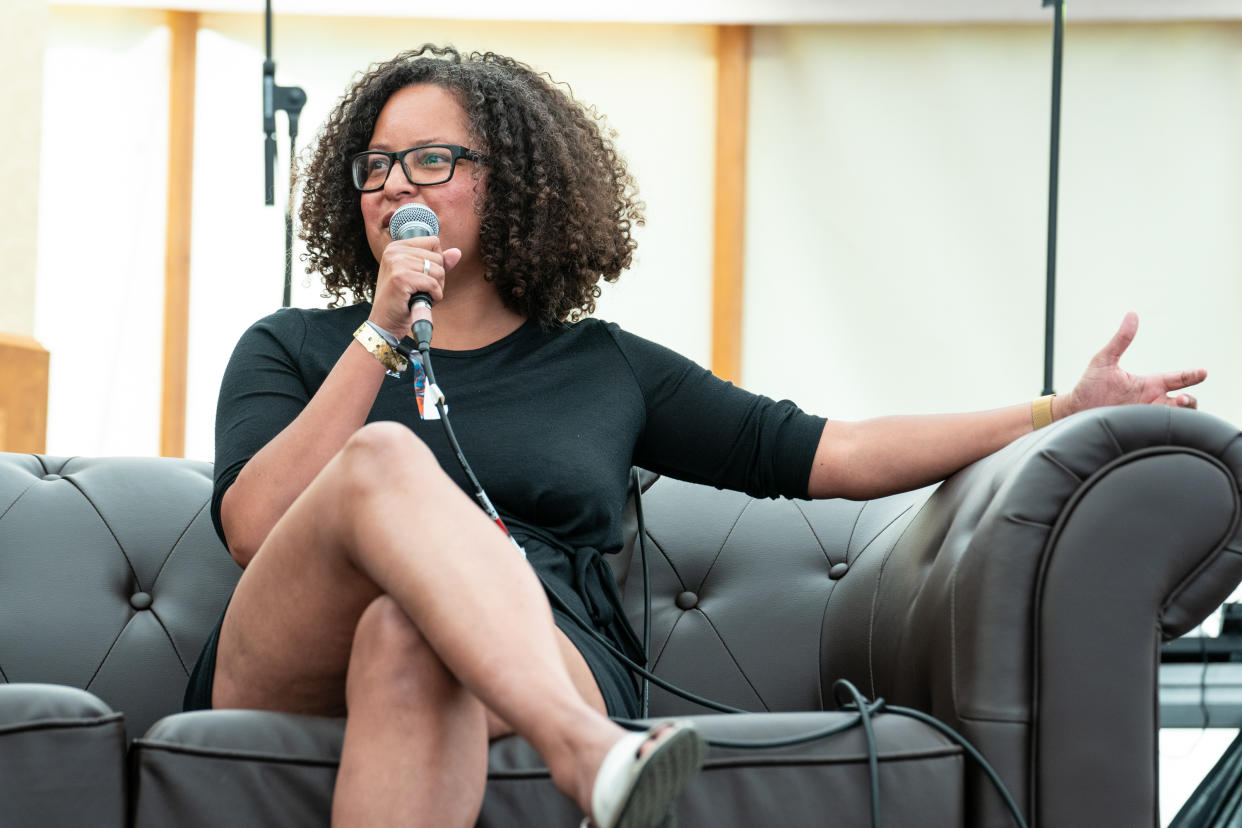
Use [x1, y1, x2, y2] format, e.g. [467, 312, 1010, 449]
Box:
[329, 595, 608, 826]
[212, 422, 623, 821]
[331, 596, 489, 826]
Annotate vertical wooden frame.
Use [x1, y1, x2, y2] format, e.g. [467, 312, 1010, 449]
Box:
[161, 11, 198, 458]
[710, 25, 751, 385]
[0, 333, 49, 453]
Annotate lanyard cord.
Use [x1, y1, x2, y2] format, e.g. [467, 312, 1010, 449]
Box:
[402, 341, 521, 552]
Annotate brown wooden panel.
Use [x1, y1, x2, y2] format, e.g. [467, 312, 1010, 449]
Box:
[711, 25, 751, 385]
[161, 10, 198, 458]
[0, 333, 49, 453]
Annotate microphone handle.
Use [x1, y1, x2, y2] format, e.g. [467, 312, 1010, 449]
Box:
[408, 292, 434, 349]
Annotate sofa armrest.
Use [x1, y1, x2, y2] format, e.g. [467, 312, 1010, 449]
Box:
[131, 710, 344, 828]
[0, 684, 127, 828]
[823, 404, 1242, 827]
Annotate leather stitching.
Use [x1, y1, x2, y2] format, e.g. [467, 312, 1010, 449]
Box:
[63, 475, 141, 589]
[150, 499, 210, 589]
[843, 501, 864, 562]
[1098, 418, 1125, 457]
[695, 606, 769, 712]
[1005, 515, 1054, 530]
[0, 479, 39, 524]
[1219, 431, 1242, 460]
[146, 500, 210, 674]
[698, 500, 750, 590]
[148, 608, 190, 675]
[645, 526, 686, 593]
[1040, 450, 1083, 484]
[83, 613, 133, 693]
[792, 501, 832, 565]
[648, 609, 685, 675]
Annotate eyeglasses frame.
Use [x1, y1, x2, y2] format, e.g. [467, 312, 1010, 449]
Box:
[350, 144, 485, 192]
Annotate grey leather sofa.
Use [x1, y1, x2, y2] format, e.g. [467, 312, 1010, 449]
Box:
[2, 404, 1240, 827]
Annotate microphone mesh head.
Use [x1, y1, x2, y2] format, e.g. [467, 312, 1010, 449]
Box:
[389, 203, 440, 240]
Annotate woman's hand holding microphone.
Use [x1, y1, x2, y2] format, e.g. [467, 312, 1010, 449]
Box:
[370, 204, 461, 344]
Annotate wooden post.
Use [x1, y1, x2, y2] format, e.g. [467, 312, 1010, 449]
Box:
[710, 25, 751, 385]
[0, 333, 50, 453]
[160, 11, 198, 458]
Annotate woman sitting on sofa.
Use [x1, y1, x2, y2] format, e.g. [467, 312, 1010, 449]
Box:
[183, 44, 1205, 828]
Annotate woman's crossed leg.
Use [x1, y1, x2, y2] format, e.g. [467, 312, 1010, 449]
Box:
[212, 421, 624, 826]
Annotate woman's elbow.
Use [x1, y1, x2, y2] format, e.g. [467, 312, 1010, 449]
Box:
[219, 490, 261, 569]
[227, 537, 257, 569]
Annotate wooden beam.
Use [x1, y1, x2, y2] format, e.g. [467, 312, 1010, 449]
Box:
[0, 333, 50, 453]
[710, 25, 751, 385]
[160, 10, 198, 458]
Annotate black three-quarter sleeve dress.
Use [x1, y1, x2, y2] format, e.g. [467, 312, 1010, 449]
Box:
[184, 304, 826, 718]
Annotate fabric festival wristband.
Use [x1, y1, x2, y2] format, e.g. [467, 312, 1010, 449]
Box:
[1031, 394, 1056, 430]
[353, 322, 408, 377]
[364, 319, 400, 347]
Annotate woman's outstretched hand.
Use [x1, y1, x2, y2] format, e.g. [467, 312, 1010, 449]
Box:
[1056, 311, 1207, 420]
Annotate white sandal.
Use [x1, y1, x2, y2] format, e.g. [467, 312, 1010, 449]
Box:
[581, 721, 706, 828]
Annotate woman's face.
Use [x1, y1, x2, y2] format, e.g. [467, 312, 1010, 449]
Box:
[359, 83, 485, 271]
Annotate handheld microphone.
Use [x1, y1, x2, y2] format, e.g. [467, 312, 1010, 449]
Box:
[389, 203, 439, 348]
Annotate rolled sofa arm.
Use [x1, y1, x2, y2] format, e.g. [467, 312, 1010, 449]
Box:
[821, 405, 1242, 827]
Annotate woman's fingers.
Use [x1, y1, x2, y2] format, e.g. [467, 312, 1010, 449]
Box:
[382, 241, 446, 300]
[1095, 311, 1139, 366]
[371, 239, 448, 334]
[1161, 368, 1208, 392]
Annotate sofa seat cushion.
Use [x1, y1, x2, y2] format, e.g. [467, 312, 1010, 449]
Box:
[131, 709, 962, 827]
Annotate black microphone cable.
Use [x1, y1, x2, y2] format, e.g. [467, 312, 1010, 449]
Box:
[630, 466, 653, 718]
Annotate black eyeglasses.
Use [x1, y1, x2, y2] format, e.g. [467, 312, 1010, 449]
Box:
[350, 144, 484, 192]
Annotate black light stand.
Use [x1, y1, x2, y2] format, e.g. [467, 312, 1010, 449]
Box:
[1041, 0, 1065, 396]
[262, 0, 306, 307]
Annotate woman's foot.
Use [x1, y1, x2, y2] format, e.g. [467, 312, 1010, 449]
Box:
[580, 722, 706, 828]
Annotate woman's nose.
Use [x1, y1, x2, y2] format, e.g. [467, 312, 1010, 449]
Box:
[383, 161, 418, 199]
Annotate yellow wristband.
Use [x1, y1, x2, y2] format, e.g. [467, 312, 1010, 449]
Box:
[1031, 394, 1056, 430]
[353, 322, 408, 376]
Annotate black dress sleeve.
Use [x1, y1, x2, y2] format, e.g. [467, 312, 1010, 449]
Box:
[209, 309, 310, 546]
[603, 324, 826, 500]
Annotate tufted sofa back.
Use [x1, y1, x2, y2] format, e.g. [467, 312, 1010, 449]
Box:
[0, 449, 926, 740]
[0, 454, 239, 740]
[620, 477, 931, 716]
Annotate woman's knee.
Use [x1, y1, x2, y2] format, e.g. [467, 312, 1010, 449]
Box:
[345, 421, 433, 471]
[346, 595, 456, 705]
[334, 422, 438, 500]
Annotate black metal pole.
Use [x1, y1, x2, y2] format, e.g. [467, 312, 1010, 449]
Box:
[263, 0, 305, 308]
[284, 130, 297, 308]
[1042, 0, 1065, 396]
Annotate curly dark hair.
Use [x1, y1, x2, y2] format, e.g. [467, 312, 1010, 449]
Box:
[298, 44, 644, 326]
